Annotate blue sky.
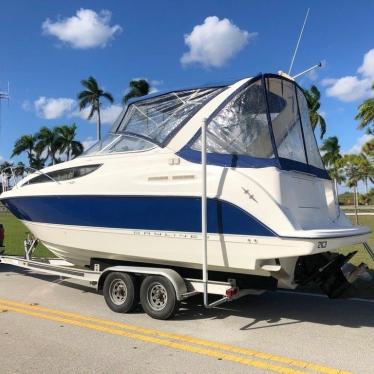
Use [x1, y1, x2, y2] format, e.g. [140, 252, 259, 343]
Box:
[0, 0, 373, 171]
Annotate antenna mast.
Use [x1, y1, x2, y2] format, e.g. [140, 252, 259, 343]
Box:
[288, 8, 310, 75]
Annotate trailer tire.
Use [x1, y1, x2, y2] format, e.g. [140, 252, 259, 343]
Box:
[140, 275, 180, 320]
[103, 272, 139, 313]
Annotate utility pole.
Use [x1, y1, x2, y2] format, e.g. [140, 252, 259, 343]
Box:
[0, 82, 10, 136]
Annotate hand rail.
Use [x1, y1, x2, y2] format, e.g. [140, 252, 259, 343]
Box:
[23, 166, 60, 184]
[0, 166, 60, 191]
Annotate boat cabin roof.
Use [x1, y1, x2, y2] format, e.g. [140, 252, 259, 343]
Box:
[84, 74, 329, 179]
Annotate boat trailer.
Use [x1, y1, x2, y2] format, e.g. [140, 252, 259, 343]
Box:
[0, 234, 264, 320]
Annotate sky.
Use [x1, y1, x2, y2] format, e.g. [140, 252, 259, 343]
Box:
[0, 0, 373, 178]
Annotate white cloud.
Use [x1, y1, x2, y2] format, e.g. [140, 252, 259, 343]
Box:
[34, 97, 76, 119]
[21, 100, 31, 111]
[0, 155, 4, 163]
[306, 69, 318, 81]
[81, 136, 96, 150]
[73, 104, 122, 125]
[149, 79, 164, 94]
[99, 104, 123, 124]
[42, 9, 122, 49]
[358, 49, 374, 78]
[124, 78, 164, 96]
[322, 48, 374, 102]
[180, 16, 256, 68]
[319, 111, 327, 118]
[345, 134, 374, 154]
[150, 80, 164, 87]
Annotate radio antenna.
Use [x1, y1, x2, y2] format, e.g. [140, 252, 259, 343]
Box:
[288, 8, 310, 76]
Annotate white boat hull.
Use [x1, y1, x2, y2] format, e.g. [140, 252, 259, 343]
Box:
[23, 220, 370, 281]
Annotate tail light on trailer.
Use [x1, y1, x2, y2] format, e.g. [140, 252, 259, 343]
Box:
[226, 287, 239, 300]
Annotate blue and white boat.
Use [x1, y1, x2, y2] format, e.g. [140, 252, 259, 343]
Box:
[1, 73, 371, 295]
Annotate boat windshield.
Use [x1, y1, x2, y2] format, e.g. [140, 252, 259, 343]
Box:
[83, 134, 155, 156]
[191, 75, 324, 171]
[114, 87, 225, 145]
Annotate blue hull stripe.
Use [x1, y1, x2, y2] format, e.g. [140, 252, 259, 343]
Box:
[1, 195, 276, 237]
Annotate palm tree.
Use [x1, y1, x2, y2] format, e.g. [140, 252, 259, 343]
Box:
[0, 161, 13, 192]
[320, 136, 343, 194]
[29, 155, 45, 170]
[320, 136, 341, 166]
[57, 124, 84, 161]
[362, 138, 374, 160]
[340, 154, 364, 224]
[355, 82, 374, 133]
[78, 76, 113, 141]
[14, 161, 26, 182]
[358, 154, 374, 195]
[11, 135, 37, 166]
[35, 127, 62, 166]
[303, 85, 327, 139]
[123, 79, 150, 104]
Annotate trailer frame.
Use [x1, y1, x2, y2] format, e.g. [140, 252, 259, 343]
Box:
[0, 237, 261, 319]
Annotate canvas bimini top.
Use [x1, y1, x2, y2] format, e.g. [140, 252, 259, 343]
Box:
[83, 73, 328, 179]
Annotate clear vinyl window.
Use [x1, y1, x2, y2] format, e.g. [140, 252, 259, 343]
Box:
[117, 88, 224, 144]
[191, 80, 274, 158]
[106, 135, 155, 153]
[266, 78, 306, 163]
[296, 88, 324, 169]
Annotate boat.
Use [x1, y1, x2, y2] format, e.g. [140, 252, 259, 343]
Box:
[0, 72, 371, 297]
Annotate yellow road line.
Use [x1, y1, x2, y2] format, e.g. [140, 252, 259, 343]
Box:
[0, 298, 351, 374]
[0, 303, 305, 374]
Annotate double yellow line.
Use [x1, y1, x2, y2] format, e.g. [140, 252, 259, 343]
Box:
[0, 298, 350, 374]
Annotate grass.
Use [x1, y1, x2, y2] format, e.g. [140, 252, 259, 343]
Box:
[339, 215, 374, 267]
[0, 212, 52, 257]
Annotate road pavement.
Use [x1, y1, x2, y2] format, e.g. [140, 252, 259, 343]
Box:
[0, 264, 373, 374]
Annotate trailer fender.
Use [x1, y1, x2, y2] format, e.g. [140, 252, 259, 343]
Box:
[97, 266, 188, 301]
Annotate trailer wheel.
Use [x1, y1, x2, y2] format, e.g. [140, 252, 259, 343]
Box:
[140, 276, 180, 320]
[103, 272, 139, 313]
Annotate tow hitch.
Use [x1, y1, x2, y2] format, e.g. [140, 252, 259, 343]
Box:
[294, 250, 372, 298]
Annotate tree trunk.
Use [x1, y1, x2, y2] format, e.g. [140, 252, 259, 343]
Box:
[97, 100, 101, 141]
[50, 147, 55, 166]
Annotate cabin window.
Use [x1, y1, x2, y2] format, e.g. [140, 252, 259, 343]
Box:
[117, 88, 224, 144]
[25, 164, 101, 185]
[266, 78, 306, 164]
[296, 88, 324, 169]
[191, 81, 274, 158]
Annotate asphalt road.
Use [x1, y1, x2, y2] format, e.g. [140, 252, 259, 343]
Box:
[0, 264, 373, 374]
